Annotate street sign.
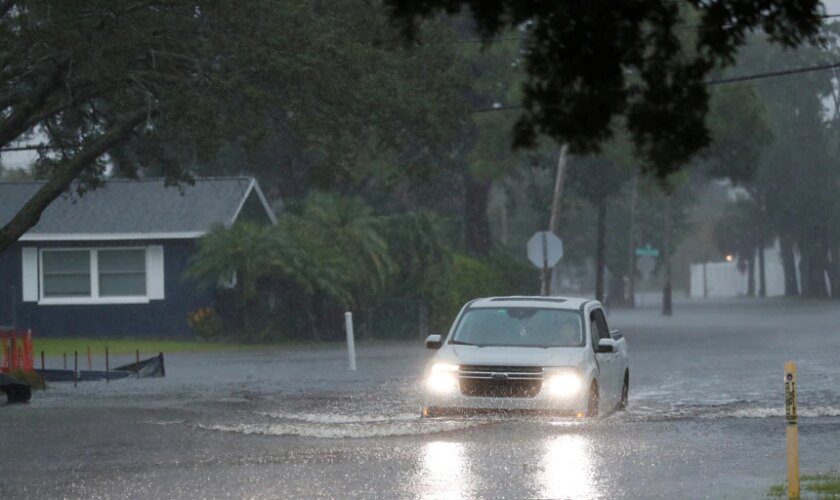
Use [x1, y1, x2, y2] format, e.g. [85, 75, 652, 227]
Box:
[635, 243, 660, 258]
[636, 256, 656, 277]
[527, 231, 563, 268]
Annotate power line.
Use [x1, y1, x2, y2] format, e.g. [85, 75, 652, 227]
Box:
[470, 59, 840, 113]
[452, 13, 840, 44]
[706, 60, 840, 86]
[0, 145, 51, 152]
[472, 104, 523, 113]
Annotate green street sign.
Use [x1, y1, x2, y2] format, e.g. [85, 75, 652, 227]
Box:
[635, 243, 660, 258]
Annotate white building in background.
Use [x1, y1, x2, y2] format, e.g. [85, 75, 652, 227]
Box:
[690, 240, 793, 298]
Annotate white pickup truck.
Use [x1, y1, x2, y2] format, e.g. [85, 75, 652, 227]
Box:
[421, 296, 629, 418]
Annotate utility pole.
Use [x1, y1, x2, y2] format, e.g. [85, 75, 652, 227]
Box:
[542, 145, 569, 296]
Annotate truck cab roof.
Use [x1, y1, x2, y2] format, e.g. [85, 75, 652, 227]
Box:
[467, 296, 593, 311]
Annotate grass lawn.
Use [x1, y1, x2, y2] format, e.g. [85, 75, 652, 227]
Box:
[31, 338, 309, 357]
[769, 472, 840, 498]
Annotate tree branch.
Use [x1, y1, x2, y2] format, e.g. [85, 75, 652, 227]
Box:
[0, 109, 148, 252]
[0, 0, 15, 19]
[0, 87, 29, 111]
[0, 61, 67, 147]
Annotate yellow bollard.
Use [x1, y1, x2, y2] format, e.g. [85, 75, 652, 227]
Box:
[784, 361, 799, 499]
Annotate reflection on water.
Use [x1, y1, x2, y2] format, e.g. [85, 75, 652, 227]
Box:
[541, 434, 595, 499]
[419, 441, 470, 500]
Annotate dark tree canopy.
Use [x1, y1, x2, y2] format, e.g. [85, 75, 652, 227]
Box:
[0, 1, 466, 251]
[386, 0, 823, 177]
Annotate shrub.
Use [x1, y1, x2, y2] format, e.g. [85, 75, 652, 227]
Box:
[426, 250, 539, 330]
[187, 307, 224, 339]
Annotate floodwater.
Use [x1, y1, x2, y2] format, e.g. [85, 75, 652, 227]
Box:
[2, 298, 840, 498]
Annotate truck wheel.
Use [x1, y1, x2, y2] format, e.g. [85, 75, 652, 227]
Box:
[3, 384, 31, 404]
[586, 382, 599, 418]
[618, 371, 629, 411]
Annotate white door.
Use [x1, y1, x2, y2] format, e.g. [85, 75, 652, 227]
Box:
[590, 307, 622, 408]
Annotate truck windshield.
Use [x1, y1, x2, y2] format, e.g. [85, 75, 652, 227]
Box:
[450, 307, 584, 348]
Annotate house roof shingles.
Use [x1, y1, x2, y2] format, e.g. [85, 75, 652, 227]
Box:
[0, 177, 273, 240]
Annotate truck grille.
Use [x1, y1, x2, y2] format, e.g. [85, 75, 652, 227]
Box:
[458, 365, 543, 398]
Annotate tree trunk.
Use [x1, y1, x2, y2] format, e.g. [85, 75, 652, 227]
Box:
[758, 244, 767, 298]
[595, 200, 607, 302]
[608, 271, 626, 308]
[814, 247, 829, 298]
[746, 255, 755, 297]
[626, 175, 639, 308]
[464, 173, 493, 256]
[780, 234, 799, 297]
[662, 196, 673, 316]
[799, 242, 828, 298]
[0, 111, 148, 252]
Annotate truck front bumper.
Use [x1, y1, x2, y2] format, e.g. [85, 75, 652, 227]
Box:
[422, 386, 587, 416]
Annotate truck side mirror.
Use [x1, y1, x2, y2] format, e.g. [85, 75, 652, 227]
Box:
[596, 338, 616, 353]
[425, 334, 443, 349]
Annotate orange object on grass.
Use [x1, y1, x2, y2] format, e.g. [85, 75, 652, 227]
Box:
[0, 329, 34, 373]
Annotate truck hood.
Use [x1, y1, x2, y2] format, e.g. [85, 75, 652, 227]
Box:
[444, 345, 585, 368]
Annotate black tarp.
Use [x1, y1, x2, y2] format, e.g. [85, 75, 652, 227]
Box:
[37, 353, 166, 383]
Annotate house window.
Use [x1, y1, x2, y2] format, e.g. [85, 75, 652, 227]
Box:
[98, 249, 146, 296]
[42, 250, 92, 298]
[36, 247, 162, 304]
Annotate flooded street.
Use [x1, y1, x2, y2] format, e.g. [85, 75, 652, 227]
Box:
[3, 299, 840, 499]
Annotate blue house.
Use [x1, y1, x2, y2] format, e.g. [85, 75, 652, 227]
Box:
[0, 177, 276, 337]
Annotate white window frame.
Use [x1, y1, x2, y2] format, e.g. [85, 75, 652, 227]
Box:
[38, 247, 154, 305]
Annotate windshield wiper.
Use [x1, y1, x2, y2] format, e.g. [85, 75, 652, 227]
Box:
[449, 340, 479, 346]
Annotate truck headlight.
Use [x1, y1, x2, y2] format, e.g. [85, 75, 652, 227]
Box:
[545, 372, 582, 397]
[426, 363, 459, 393]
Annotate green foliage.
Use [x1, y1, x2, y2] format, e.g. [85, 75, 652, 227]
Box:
[705, 85, 774, 183]
[292, 193, 394, 305]
[187, 223, 284, 305]
[718, 29, 840, 297]
[178, 0, 469, 198]
[188, 193, 459, 339]
[766, 482, 785, 497]
[387, 0, 823, 176]
[0, 0, 468, 250]
[430, 250, 538, 329]
[380, 210, 453, 300]
[768, 472, 840, 498]
[32, 338, 298, 356]
[448, 253, 505, 308]
[187, 190, 540, 339]
[567, 154, 632, 206]
[713, 198, 767, 262]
